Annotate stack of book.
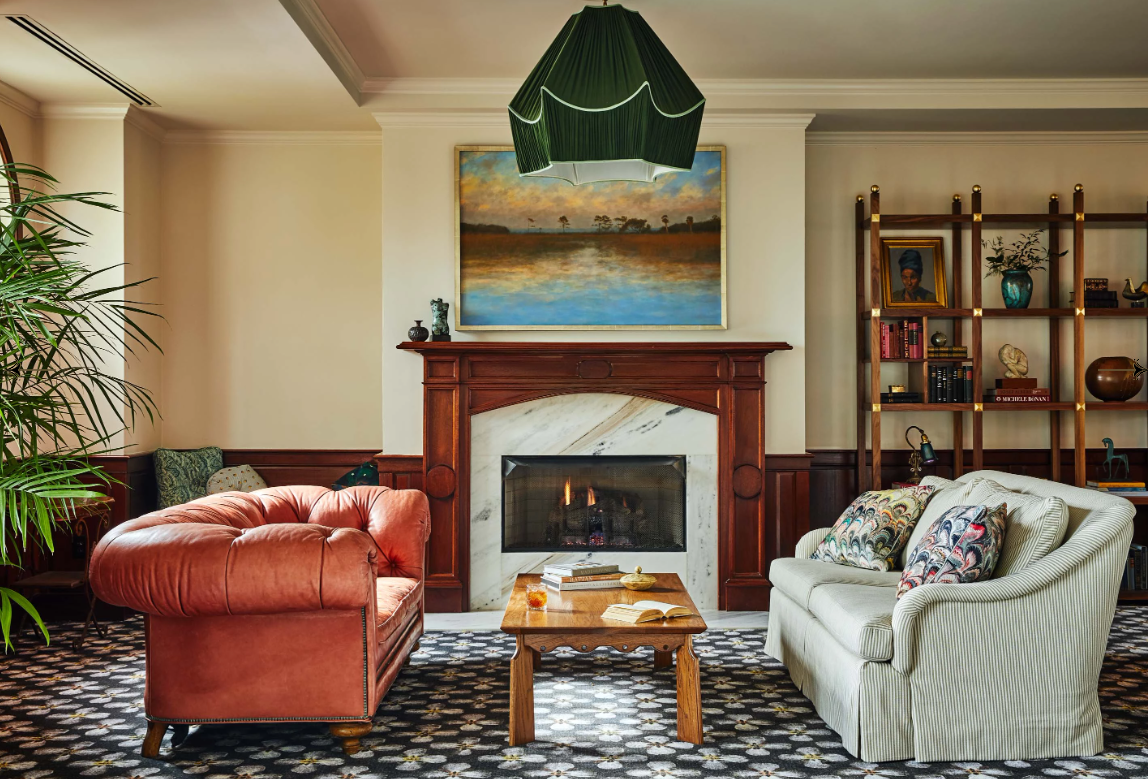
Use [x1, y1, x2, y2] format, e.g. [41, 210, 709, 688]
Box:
[1069, 289, 1118, 309]
[984, 377, 1050, 403]
[541, 561, 624, 591]
[880, 391, 922, 404]
[927, 345, 968, 360]
[1086, 480, 1146, 497]
[1125, 543, 1148, 591]
[880, 320, 922, 359]
[929, 365, 973, 403]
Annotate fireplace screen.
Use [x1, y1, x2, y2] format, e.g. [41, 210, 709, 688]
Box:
[502, 455, 686, 553]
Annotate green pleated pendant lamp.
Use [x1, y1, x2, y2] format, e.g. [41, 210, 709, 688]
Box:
[509, 2, 705, 185]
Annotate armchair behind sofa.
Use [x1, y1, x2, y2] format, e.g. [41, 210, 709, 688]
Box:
[90, 485, 431, 757]
[766, 470, 1135, 763]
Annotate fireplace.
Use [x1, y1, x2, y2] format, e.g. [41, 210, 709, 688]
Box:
[502, 455, 686, 553]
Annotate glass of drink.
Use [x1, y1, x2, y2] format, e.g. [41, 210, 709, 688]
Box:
[526, 582, 548, 611]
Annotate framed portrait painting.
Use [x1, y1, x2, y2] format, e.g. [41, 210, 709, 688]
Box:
[455, 145, 726, 330]
[880, 237, 948, 308]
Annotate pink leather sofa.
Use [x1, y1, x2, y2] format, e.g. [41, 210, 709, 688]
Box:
[90, 485, 430, 757]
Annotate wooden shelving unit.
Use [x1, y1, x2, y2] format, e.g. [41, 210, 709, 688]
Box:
[856, 184, 1148, 494]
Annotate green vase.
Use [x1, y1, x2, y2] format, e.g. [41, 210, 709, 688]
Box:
[1001, 270, 1033, 309]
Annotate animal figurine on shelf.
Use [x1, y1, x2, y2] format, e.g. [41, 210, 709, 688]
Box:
[1102, 437, 1130, 481]
[998, 343, 1029, 379]
[1122, 279, 1148, 307]
[430, 298, 451, 342]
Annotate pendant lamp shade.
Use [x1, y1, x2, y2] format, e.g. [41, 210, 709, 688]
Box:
[509, 4, 705, 185]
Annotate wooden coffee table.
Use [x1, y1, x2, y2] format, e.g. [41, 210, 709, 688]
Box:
[500, 572, 707, 746]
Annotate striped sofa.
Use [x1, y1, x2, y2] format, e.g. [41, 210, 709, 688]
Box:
[765, 470, 1135, 762]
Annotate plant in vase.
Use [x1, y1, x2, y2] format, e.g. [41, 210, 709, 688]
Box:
[982, 229, 1066, 309]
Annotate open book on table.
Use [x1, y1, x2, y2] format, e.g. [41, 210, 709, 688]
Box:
[601, 600, 698, 624]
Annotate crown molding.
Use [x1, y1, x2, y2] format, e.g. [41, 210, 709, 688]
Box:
[124, 106, 166, 142]
[807, 130, 1148, 146]
[372, 108, 814, 129]
[362, 76, 1148, 100]
[373, 110, 506, 128]
[40, 103, 130, 120]
[278, 0, 364, 105]
[163, 130, 380, 145]
[705, 111, 815, 128]
[0, 79, 39, 118]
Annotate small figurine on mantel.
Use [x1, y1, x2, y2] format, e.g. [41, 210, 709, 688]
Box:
[430, 298, 451, 342]
[999, 343, 1028, 379]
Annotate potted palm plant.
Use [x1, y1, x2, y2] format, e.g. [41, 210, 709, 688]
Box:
[982, 229, 1066, 309]
[0, 161, 159, 650]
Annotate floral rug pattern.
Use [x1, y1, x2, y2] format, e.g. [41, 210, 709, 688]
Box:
[2, 610, 1148, 778]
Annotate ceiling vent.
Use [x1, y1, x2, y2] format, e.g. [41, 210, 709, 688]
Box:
[5, 15, 157, 107]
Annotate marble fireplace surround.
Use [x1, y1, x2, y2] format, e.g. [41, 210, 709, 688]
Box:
[396, 341, 792, 612]
[471, 394, 718, 610]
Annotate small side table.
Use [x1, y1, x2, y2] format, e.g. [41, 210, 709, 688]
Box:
[12, 496, 114, 649]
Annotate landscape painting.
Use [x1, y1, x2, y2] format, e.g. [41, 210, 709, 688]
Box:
[456, 146, 726, 329]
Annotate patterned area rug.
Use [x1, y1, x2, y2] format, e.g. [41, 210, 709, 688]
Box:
[3, 611, 1148, 778]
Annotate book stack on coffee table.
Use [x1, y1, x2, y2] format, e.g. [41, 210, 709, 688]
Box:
[984, 377, 1050, 404]
[541, 561, 625, 591]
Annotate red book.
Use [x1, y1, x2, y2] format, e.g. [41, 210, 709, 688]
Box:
[986, 388, 1050, 397]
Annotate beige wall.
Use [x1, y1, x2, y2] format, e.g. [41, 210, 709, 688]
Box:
[0, 99, 39, 166]
[806, 138, 1148, 453]
[380, 119, 810, 456]
[159, 139, 382, 449]
[42, 115, 128, 448]
[124, 119, 164, 450]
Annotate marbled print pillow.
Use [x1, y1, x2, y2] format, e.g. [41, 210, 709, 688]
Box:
[810, 485, 936, 571]
[897, 502, 1008, 599]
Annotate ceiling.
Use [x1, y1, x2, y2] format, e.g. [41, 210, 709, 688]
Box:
[0, 0, 1147, 132]
[0, 0, 371, 130]
[320, 0, 1148, 81]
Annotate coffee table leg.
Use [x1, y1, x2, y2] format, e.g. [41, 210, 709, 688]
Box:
[654, 649, 673, 669]
[509, 635, 535, 745]
[531, 647, 542, 669]
[676, 636, 703, 744]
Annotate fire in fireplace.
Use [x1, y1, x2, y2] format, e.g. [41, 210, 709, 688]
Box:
[502, 455, 686, 553]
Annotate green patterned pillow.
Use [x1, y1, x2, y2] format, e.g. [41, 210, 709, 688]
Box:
[332, 461, 378, 491]
[154, 447, 224, 509]
[811, 485, 936, 571]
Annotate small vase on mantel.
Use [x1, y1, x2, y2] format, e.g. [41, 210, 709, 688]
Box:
[408, 320, 430, 342]
[1001, 270, 1033, 309]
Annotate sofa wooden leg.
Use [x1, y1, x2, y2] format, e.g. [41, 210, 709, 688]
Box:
[404, 640, 422, 666]
[141, 721, 167, 758]
[329, 721, 372, 755]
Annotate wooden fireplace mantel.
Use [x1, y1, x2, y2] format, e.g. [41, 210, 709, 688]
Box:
[396, 340, 792, 612]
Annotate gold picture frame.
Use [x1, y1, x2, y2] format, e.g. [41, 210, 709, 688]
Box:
[455, 145, 727, 330]
[881, 237, 948, 308]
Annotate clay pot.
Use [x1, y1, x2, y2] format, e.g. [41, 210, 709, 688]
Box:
[1085, 356, 1146, 402]
[408, 320, 430, 342]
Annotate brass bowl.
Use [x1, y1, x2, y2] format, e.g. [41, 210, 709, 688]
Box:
[620, 566, 657, 591]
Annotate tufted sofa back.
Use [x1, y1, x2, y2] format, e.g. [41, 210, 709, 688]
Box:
[99, 485, 431, 579]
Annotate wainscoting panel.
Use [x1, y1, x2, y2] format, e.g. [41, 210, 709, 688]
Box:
[223, 449, 381, 491]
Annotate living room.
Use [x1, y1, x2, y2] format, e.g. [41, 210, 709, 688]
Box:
[2, 1, 1148, 777]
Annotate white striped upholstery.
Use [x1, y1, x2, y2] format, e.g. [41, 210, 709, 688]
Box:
[767, 470, 1135, 763]
[963, 478, 1070, 576]
[769, 557, 902, 609]
[808, 583, 896, 661]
